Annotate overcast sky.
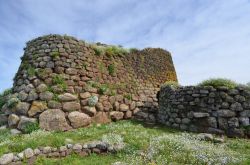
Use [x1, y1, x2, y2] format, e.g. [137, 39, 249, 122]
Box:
[0, 0, 250, 92]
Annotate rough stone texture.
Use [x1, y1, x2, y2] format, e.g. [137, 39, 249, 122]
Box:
[159, 85, 250, 138]
[63, 102, 80, 112]
[17, 116, 37, 131]
[0, 153, 14, 165]
[0, 114, 8, 126]
[110, 111, 124, 121]
[92, 112, 111, 124]
[28, 101, 47, 117]
[8, 114, 20, 127]
[23, 148, 34, 159]
[58, 93, 77, 102]
[68, 111, 91, 128]
[39, 109, 72, 131]
[2, 34, 178, 131]
[15, 102, 30, 115]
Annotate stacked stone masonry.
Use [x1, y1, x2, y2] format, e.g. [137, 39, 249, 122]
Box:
[158, 85, 250, 138]
[0, 34, 178, 132]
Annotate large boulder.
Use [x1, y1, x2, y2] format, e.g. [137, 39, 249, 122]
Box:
[68, 111, 91, 128]
[28, 101, 47, 117]
[39, 109, 72, 131]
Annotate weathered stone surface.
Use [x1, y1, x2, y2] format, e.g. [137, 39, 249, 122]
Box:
[95, 102, 104, 111]
[28, 101, 47, 117]
[124, 110, 132, 119]
[17, 116, 37, 131]
[58, 93, 77, 102]
[230, 102, 243, 111]
[23, 148, 34, 159]
[228, 117, 239, 128]
[8, 114, 20, 127]
[36, 84, 48, 93]
[119, 104, 129, 112]
[27, 90, 38, 101]
[92, 112, 111, 124]
[88, 96, 98, 107]
[197, 133, 213, 141]
[0, 114, 8, 126]
[39, 109, 71, 131]
[63, 102, 80, 111]
[79, 92, 91, 99]
[68, 111, 91, 128]
[239, 117, 249, 126]
[217, 110, 236, 118]
[0, 153, 14, 165]
[193, 112, 209, 118]
[240, 110, 250, 117]
[110, 111, 124, 121]
[48, 100, 62, 109]
[15, 102, 30, 115]
[18, 91, 28, 101]
[39, 91, 54, 101]
[83, 106, 96, 116]
[73, 144, 82, 150]
[10, 128, 21, 135]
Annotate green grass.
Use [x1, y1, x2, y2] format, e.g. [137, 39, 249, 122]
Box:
[198, 78, 238, 89]
[0, 88, 12, 110]
[0, 120, 250, 164]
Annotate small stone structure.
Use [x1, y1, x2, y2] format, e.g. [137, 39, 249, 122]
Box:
[0, 34, 177, 132]
[158, 85, 250, 138]
[0, 140, 124, 164]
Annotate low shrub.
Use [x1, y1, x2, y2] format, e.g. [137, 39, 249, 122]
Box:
[51, 52, 60, 59]
[23, 122, 40, 134]
[129, 48, 139, 53]
[162, 81, 179, 88]
[198, 78, 237, 89]
[52, 75, 67, 91]
[98, 85, 108, 95]
[105, 46, 128, 57]
[0, 89, 12, 110]
[108, 64, 115, 76]
[27, 66, 36, 76]
[93, 47, 103, 56]
[7, 97, 19, 108]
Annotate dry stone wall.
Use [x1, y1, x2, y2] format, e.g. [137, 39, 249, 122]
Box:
[158, 85, 250, 138]
[0, 34, 177, 132]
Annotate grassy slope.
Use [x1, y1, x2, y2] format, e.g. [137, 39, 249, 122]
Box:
[0, 120, 250, 165]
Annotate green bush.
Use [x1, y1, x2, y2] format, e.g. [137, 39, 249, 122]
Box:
[7, 97, 19, 108]
[124, 93, 132, 100]
[98, 85, 108, 95]
[198, 78, 237, 89]
[93, 47, 103, 56]
[23, 122, 40, 134]
[52, 75, 67, 92]
[129, 48, 139, 53]
[105, 46, 128, 57]
[162, 81, 179, 88]
[27, 66, 36, 76]
[0, 89, 12, 110]
[51, 52, 60, 59]
[108, 64, 115, 76]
